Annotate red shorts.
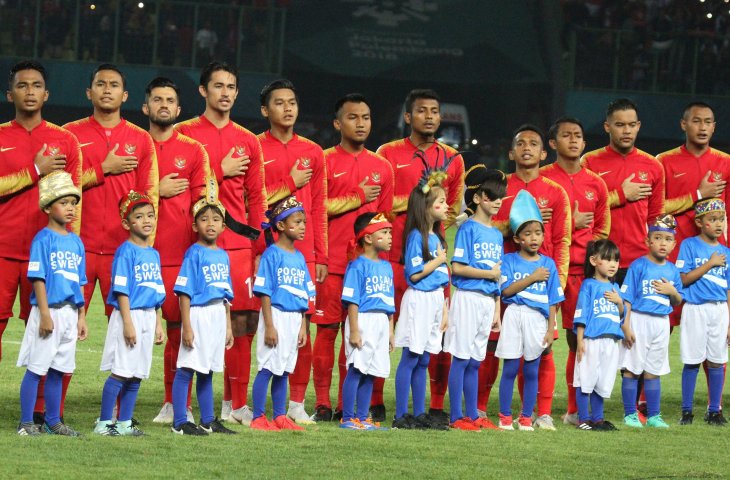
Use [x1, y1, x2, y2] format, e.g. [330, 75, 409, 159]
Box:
[0, 257, 32, 320]
[228, 248, 259, 312]
[161, 265, 181, 323]
[84, 252, 114, 317]
[312, 273, 344, 325]
[561, 274, 584, 330]
[306, 261, 316, 315]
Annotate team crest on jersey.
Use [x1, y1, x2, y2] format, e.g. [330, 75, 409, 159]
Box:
[538, 197, 549, 208]
[371, 171, 381, 183]
[585, 190, 595, 201]
[638, 171, 648, 181]
[174, 156, 187, 169]
[124, 143, 137, 155]
[713, 171, 723, 181]
[235, 145, 246, 156]
[46, 145, 61, 156]
[299, 157, 311, 168]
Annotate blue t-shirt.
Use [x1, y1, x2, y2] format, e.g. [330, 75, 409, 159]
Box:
[676, 236, 730, 304]
[450, 218, 502, 296]
[500, 252, 564, 318]
[404, 229, 449, 291]
[573, 278, 624, 339]
[621, 256, 683, 315]
[174, 243, 233, 306]
[107, 241, 165, 310]
[253, 244, 315, 313]
[27, 228, 87, 307]
[342, 255, 395, 314]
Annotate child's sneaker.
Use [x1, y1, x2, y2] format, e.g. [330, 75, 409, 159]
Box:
[450, 417, 480, 431]
[369, 404, 386, 422]
[17, 422, 41, 436]
[171, 422, 208, 436]
[473, 417, 498, 430]
[623, 412, 643, 428]
[250, 416, 280, 431]
[576, 421, 593, 431]
[476, 409, 487, 418]
[340, 418, 366, 430]
[45, 422, 81, 437]
[562, 412, 579, 426]
[678, 410, 694, 425]
[414, 413, 448, 431]
[391, 414, 414, 430]
[517, 416, 534, 431]
[428, 408, 450, 427]
[153, 402, 174, 424]
[498, 413, 514, 430]
[706, 411, 726, 426]
[361, 418, 388, 430]
[116, 420, 145, 436]
[592, 420, 618, 431]
[230, 405, 253, 426]
[534, 415, 556, 431]
[287, 401, 316, 425]
[310, 405, 333, 422]
[221, 400, 232, 421]
[646, 414, 669, 428]
[93, 420, 120, 436]
[201, 417, 237, 434]
[274, 414, 305, 431]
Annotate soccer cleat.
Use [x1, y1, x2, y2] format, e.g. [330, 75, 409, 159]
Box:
[646, 414, 669, 428]
[498, 413, 514, 431]
[428, 408, 450, 426]
[274, 415, 305, 431]
[116, 420, 145, 436]
[473, 417, 498, 430]
[171, 422, 208, 436]
[360, 418, 388, 430]
[33, 412, 45, 428]
[576, 421, 593, 431]
[17, 422, 41, 436]
[45, 422, 81, 437]
[310, 405, 333, 422]
[637, 402, 648, 418]
[592, 420, 618, 431]
[391, 414, 415, 430]
[706, 411, 726, 426]
[636, 410, 647, 425]
[534, 414, 556, 431]
[332, 409, 343, 421]
[517, 416, 534, 431]
[153, 402, 174, 424]
[450, 417, 481, 431]
[414, 413, 448, 431]
[476, 409, 487, 418]
[287, 401, 316, 425]
[678, 410, 694, 425]
[562, 412, 579, 426]
[623, 413, 643, 428]
[230, 405, 253, 426]
[93, 420, 121, 436]
[250, 416, 281, 431]
[369, 404, 386, 422]
[340, 419, 366, 430]
[201, 417, 237, 434]
[186, 407, 194, 424]
[221, 400, 232, 422]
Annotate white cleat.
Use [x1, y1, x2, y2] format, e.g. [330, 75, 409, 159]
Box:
[221, 400, 232, 422]
[287, 401, 316, 425]
[230, 405, 253, 426]
[534, 414, 556, 431]
[562, 412, 579, 426]
[153, 402, 174, 424]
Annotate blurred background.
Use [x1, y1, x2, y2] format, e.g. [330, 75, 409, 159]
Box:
[2, 0, 730, 171]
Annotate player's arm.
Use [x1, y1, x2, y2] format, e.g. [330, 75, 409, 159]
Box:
[225, 302, 233, 349]
[443, 154, 465, 230]
[312, 150, 329, 277]
[680, 252, 725, 286]
[575, 325, 586, 363]
[451, 261, 501, 281]
[244, 138, 268, 255]
[551, 185, 572, 288]
[154, 308, 164, 344]
[260, 295, 277, 347]
[491, 297, 501, 332]
[77, 305, 87, 341]
[388, 314, 395, 352]
[116, 294, 137, 347]
[326, 187, 364, 216]
[647, 160, 666, 222]
[408, 244, 448, 283]
[179, 294, 194, 348]
[63, 135, 83, 234]
[621, 301, 635, 349]
[593, 176, 611, 240]
[377, 160, 395, 214]
[501, 267, 550, 297]
[190, 143, 211, 200]
[346, 302, 362, 349]
[544, 304, 557, 347]
[376, 147, 407, 214]
[32, 280, 53, 338]
[138, 136, 160, 244]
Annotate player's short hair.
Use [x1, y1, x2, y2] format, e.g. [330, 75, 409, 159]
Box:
[354, 212, 379, 238]
[547, 116, 584, 141]
[144, 77, 180, 102]
[512, 124, 545, 148]
[260, 79, 297, 107]
[584, 239, 620, 279]
[404, 89, 440, 114]
[90, 63, 126, 89]
[606, 98, 638, 119]
[200, 61, 238, 88]
[8, 60, 47, 88]
[334, 93, 370, 118]
[682, 101, 715, 119]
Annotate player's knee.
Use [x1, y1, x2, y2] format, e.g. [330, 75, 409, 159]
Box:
[623, 370, 638, 379]
[565, 329, 577, 352]
[542, 345, 552, 356]
[685, 363, 701, 370]
[111, 373, 129, 382]
[707, 361, 723, 369]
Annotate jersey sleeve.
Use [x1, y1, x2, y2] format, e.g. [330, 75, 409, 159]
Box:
[0, 162, 39, 199]
[647, 160, 666, 223]
[620, 262, 639, 305]
[593, 176, 611, 240]
[376, 160, 395, 215]
[572, 282, 592, 327]
[110, 249, 133, 298]
[244, 136, 269, 255]
[27, 236, 47, 281]
[252, 249, 276, 298]
[451, 224, 472, 265]
[660, 154, 697, 216]
[64, 134, 83, 235]
[499, 255, 515, 293]
[190, 142, 211, 202]
[675, 240, 692, 274]
[341, 261, 362, 306]
[138, 133, 159, 244]
[311, 148, 328, 264]
[77, 238, 88, 287]
[173, 251, 197, 297]
[444, 154, 465, 230]
[403, 232, 425, 279]
[671, 264, 684, 300]
[304, 261, 316, 300]
[550, 183, 571, 288]
[546, 258, 565, 305]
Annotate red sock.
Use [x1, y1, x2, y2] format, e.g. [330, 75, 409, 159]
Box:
[428, 351, 451, 410]
[477, 352, 499, 412]
[60, 373, 72, 417]
[240, 333, 255, 406]
[288, 332, 312, 403]
[566, 350, 577, 414]
[34, 376, 46, 414]
[0, 319, 8, 361]
[371, 377, 385, 406]
[164, 327, 180, 404]
[223, 364, 232, 402]
[336, 336, 346, 412]
[537, 351, 555, 417]
[227, 336, 245, 409]
[312, 326, 338, 408]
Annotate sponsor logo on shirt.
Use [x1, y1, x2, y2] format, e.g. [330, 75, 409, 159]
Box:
[342, 287, 354, 297]
[675, 260, 684, 268]
[174, 156, 187, 169]
[124, 143, 137, 155]
[175, 276, 188, 286]
[0, 146, 16, 152]
[396, 163, 410, 169]
[598, 171, 611, 177]
[254, 276, 265, 287]
[28, 261, 40, 272]
[620, 284, 628, 292]
[673, 172, 686, 178]
[114, 275, 128, 286]
[574, 309, 582, 318]
[263, 159, 276, 165]
[333, 172, 347, 178]
[453, 248, 464, 257]
[411, 256, 423, 267]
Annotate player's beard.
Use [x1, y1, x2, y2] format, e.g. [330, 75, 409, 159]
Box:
[150, 112, 177, 127]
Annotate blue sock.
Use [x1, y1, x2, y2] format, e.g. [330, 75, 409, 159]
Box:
[447, 357, 468, 423]
[100, 376, 124, 421]
[622, 376, 638, 416]
[44, 369, 64, 426]
[356, 374, 374, 421]
[464, 359, 480, 420]
[19, 370, 42, 424]
[118, 380, 141, 422]
[252, 369, 273, 419]
[271, 372, 288, 418]
[521, 357, 541, 418]
[644, 377, 661, 417]
[412, 352, 430, 417]
[576, 390, 590, 423]
[395, 348, 420, 419]
[342, 365, 362, 421]
[590, 392, 604, 423]
[708, 366, 724, 413]
[172, 368, 193, 428]
[196, 372, 214, 425]
[499, 358, 520, 417]
[681, 364, 700, 412]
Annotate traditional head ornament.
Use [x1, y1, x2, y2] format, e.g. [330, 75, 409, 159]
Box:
[347, 213, 393, 261]
[695, 198, 725, 218]
[463, 164, 507, 216]
[415, 143, 460, 194]
[38, 171, 80, 209]
[261, 196, 305, 246]
[509, 190, 542, 234]
[192, 177, 260, 240]
[648, 214, 677, 235]
[119, 190, 152, 219]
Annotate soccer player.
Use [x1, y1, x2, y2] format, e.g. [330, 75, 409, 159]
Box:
[311, 93, 393, 421]
[176, 61, 267, 425]
[491, 124, 571, 430]
[377, 89, 464, 424]
[258, 79, 326, 424]
[141, 77, 210, 424]
[542, 117, 610, 425]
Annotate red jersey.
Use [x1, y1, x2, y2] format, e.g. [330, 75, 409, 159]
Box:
[176, 115, 267, 253]
[658, 145, 730, 256]
[376, 138, 465, 263]
[154, 130, 210, 266]
[0, 120, 82, 260]
[325, 145, 394, 275]
[64, 116, 158, 255]
[493, 174, 571, 287]
[541, 162, 610, 275]
[258, 131, 327, 265]
[582, 146, 665, 268]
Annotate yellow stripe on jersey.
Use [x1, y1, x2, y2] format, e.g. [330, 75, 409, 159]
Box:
[0, 170, 34, 198]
